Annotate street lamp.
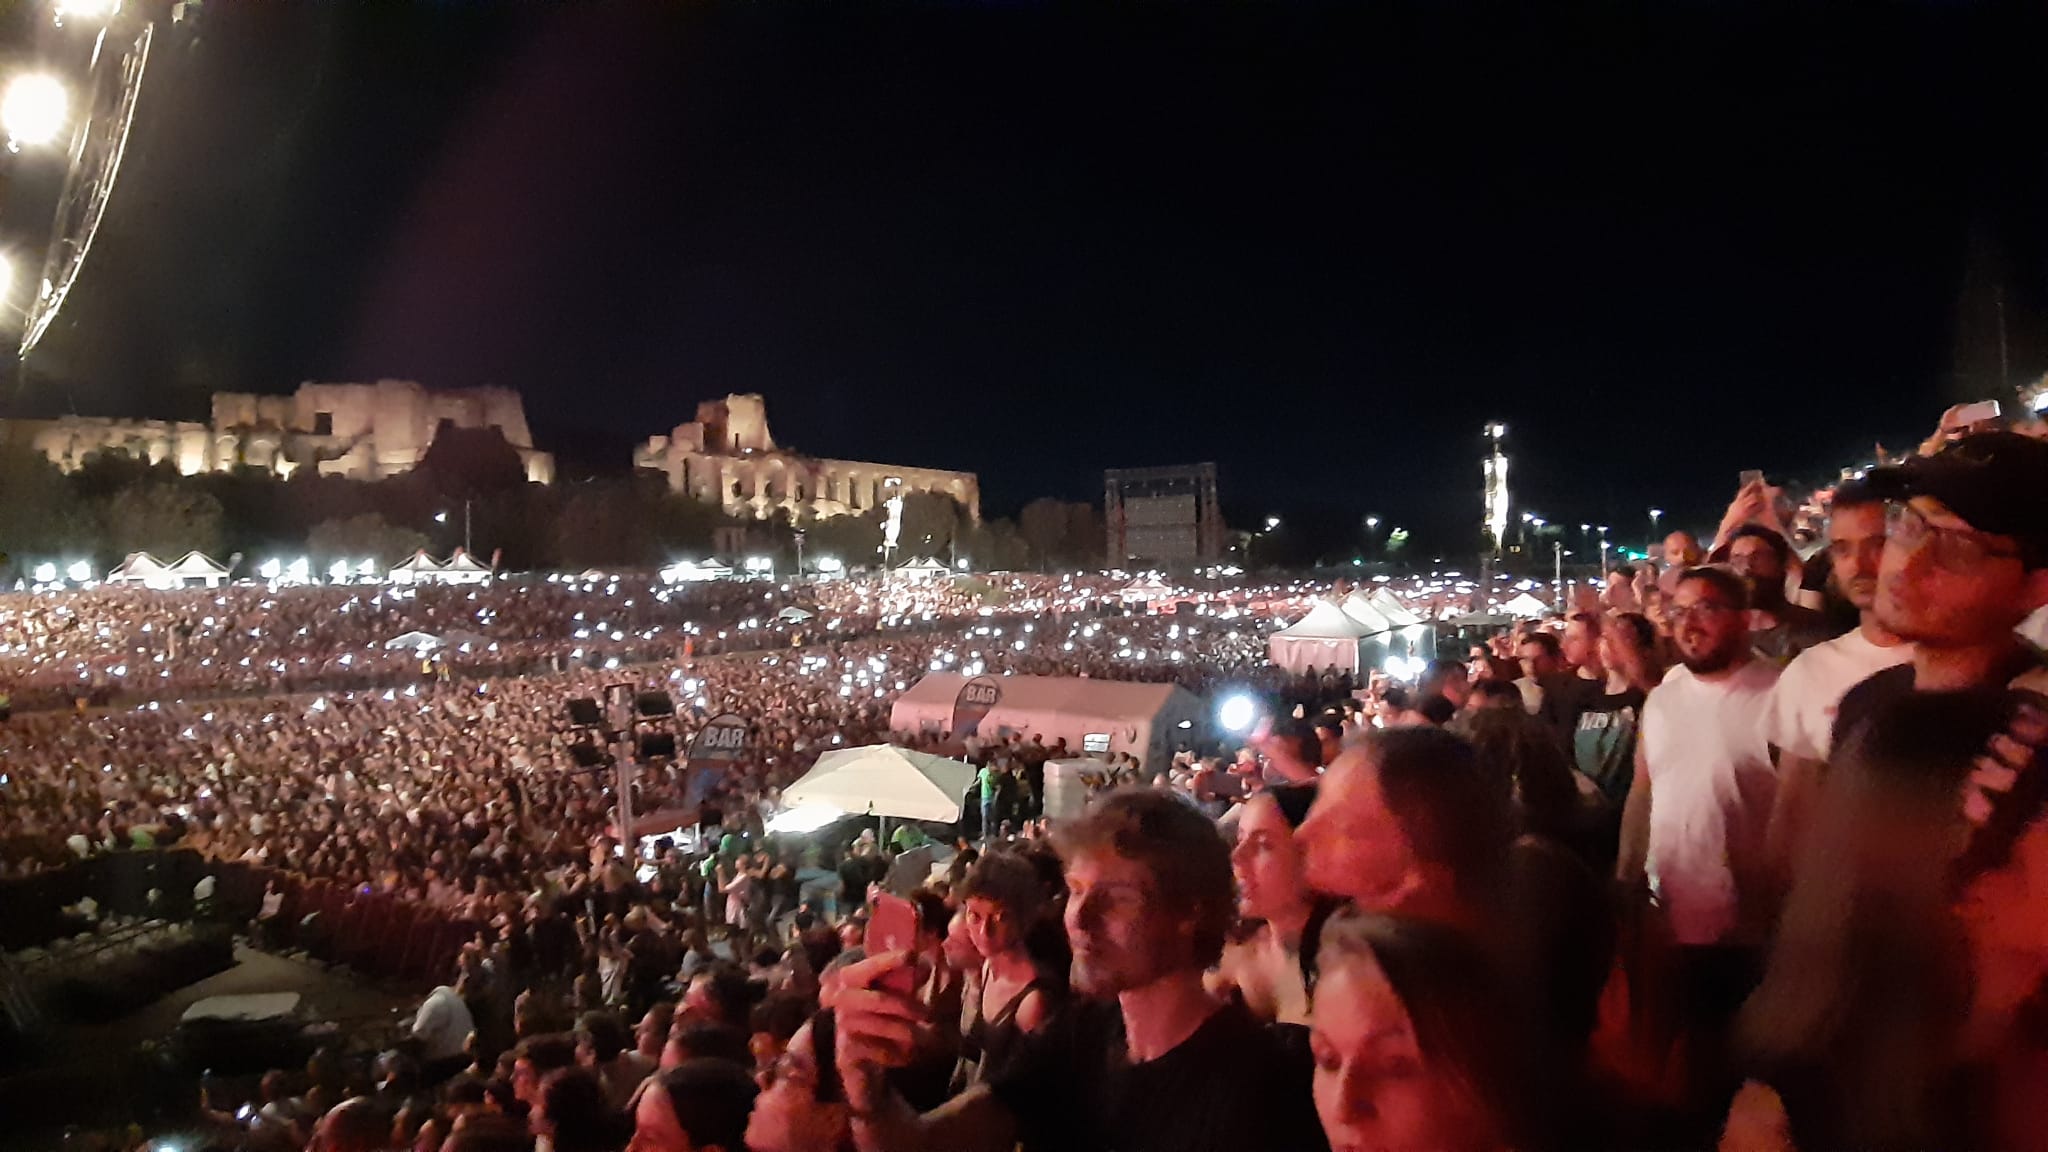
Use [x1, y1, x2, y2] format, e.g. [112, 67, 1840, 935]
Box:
[1264, 515, 1282, 532]
[1648, 507, 1663, 556]
[1597, 526, 1611, 577]
[1, 72, 68, 151]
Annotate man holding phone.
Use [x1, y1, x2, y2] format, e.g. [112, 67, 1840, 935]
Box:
[827, 790, 1325, 1152]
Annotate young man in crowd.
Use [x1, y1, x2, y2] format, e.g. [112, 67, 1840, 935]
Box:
[1512, 631, 1568, 724]
[1725, 524, 1833, 663]
[1832, 430, 2048, 744]
[1657, 530, 1706, 598]
[1760, 479, 1912, 881]
[827, 789, 1326, 1152]
[1617, 566, 1782, 1123]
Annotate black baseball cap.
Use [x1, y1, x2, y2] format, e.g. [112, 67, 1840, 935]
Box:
[1867, 430, 2048, 565]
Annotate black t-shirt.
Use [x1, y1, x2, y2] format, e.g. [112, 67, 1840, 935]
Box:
[990, 997, 1327, 1152]
[1831, 648, 2048, 760]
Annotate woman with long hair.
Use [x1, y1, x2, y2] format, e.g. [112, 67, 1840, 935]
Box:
[1310, 909, 1533, 1152]
[1211, 783, 1332, 1026]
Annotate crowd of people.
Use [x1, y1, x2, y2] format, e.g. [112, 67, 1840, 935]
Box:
[8, 412, 2048, 1152]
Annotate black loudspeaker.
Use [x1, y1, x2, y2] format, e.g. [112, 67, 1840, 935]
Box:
[638, 732, 678, 760]
[565, 697, 603, 727]
[635, 691, 675, 718]
[569, 743, 611, 769]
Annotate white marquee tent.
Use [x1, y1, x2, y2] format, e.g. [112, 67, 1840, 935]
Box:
[1268, 598, 1377, 675]
[384, 631, 443, 651]
[895, 557, 950, 581]
[890, 672, 1205, 768]
[166, 551, 233, 588]
[782, 745, 980, 823]
[1369, 588, 1425, 627]
[106, 552, 175, 589]
[1501, 592, 1553, 619]
[388, 551, 443, 585]
[437, 549, 494, 585]
[1339, 591, 1393, 634]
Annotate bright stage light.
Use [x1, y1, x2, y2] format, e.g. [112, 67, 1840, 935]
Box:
[66, 560, 90, 582]
[32, 562, 56, 583]
[54, 0, 121, 26]
[2, 72, 69, 150]
[1218, 694, 1258, 734]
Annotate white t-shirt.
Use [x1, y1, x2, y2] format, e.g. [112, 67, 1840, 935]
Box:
[1641, 659, 1782, 947]
[411, 984, 475, 1062]
[1759, 628, 1913, 761]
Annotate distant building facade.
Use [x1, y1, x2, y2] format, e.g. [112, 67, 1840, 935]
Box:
[0, 380, 554, 483]
[635, 394, 979, 522]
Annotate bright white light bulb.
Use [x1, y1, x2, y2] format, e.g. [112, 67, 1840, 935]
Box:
[2, 73, 69, 149]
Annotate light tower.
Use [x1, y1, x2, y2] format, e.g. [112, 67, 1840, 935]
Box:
[1479, 422, 1509, 605]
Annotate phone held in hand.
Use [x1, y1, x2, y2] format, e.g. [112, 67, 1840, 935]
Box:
[867, 892, 920, 997]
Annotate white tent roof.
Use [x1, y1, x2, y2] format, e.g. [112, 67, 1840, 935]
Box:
[897, 557, 949, 573]
[106, 552, 170, 581]
[782, 745, 980, 822]
[1274, 598, 1375, 639]
[776, 606, 816, 622]
[390, 551, 442, 573]
[1369, 588, 1424, 627]
[1338, 592, 1393, 634]
[1501, 592, 1553, 619]
[442, 549, 490, 573]
[384, 630, 442, 650]
[166, 551, 231, 578]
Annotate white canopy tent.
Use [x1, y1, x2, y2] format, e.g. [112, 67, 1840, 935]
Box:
[895, 557, 950, 581]
[436, 549, 493, 585]
[1501, 592, 1553, 620]
[661, 559, 734, 583]
[1119, 576, 1176, 603]
[1368, 588, 1424, 627]
[383, 630, 442, 651]
[890, 672, 1205, 769]
[1338, 591, 1393, 634]
[388, 551, 443, 585]
[105, 552, 175, 590]
[782, 745, 980, 823]
[1268, 599, 1377, 675]
[166, 551, 233, 588]
[776, 606, 816, 622]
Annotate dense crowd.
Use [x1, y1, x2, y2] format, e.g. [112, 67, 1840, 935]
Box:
[10, 413, 2048, 1152]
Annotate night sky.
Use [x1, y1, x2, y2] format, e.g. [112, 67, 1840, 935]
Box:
[2, 1, 2043, 558]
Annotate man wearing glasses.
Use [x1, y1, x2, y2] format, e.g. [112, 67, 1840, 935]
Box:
[1830, 430, 2048, 747]
[1617, 564, 1783, 1126]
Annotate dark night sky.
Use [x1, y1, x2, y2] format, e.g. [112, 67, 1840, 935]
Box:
[2, 0, 2044, 556]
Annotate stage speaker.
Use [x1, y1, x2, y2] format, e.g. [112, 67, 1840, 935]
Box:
[635, 691, 675, 718]
[565, 698, 603, 727]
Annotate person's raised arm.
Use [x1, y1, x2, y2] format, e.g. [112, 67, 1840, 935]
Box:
[832, 953, 1020, 1152]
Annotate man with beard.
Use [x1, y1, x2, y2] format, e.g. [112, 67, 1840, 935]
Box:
[1617, 566, 1781, 1123]
[1725, 525, 1834, 662]
[1759, 480, 1913, 882]
[826, 789, 1325, 1152]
